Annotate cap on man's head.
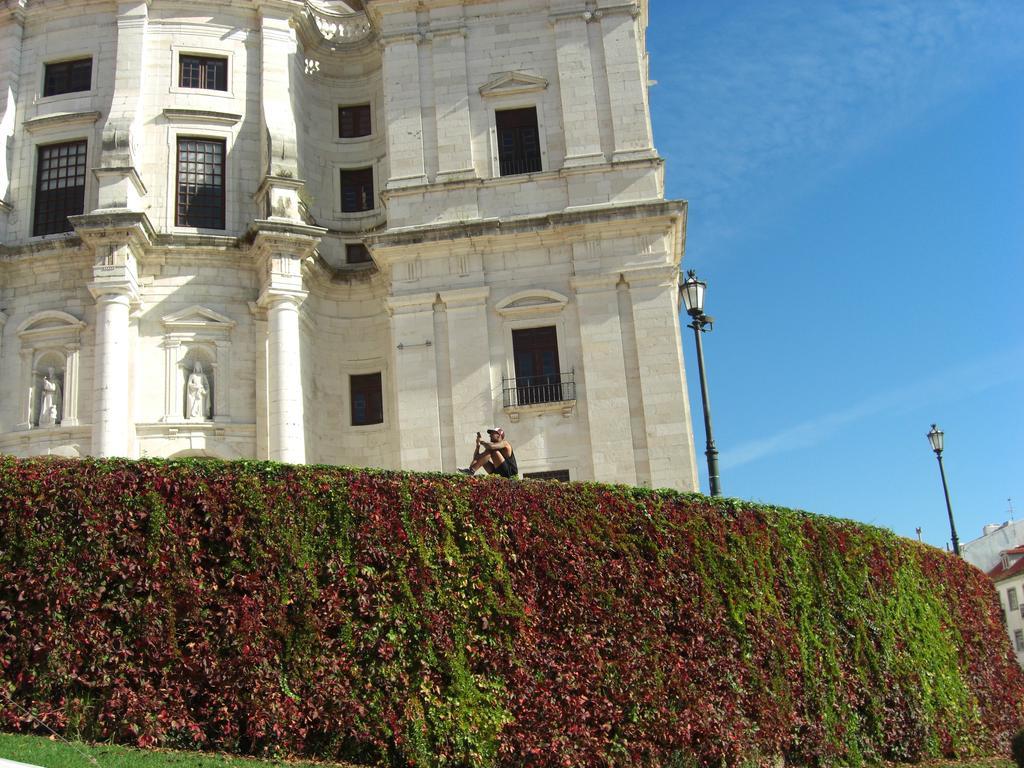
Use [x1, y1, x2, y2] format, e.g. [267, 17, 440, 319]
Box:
[487, 426, 505, 440]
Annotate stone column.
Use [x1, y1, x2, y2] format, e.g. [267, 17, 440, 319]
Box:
[62, 342, 81, 426]
[387, 292, 443, 471]
[381, 28, 428, 188]
[552, 11, 604, 167]
[0, 2, 24, 240]
[441, 287, 492, 470]
[251, 222, 324, 463]
[73, 211, 150, 458]
[571, 274, 637, 485]
[263, 294, 305, 462]
[598, 3, 655, 161]
[17, 349, 33, 430]
[627, 266, 699, 491]
[95, 0, 149, 211]
[257, 7, 306, 220]
[430, 12, 475, 182]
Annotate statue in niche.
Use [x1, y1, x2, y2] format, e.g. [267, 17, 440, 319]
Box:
[37, 367, 62, 427]
[186, 361, 212, 420]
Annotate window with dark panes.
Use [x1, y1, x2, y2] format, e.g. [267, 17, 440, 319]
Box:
[176, 138, 225, 229]
[33, 140, 88, 236]
[43, 58, 92, 97]
[346, 243, 372, 264]
[339, 104, 372, 138]
[524, 469, 571, 482]
[512, 326, 561, 405]
[179, 55, 227, 91]
[496, 107, 542, 176]
[351, 372, 383, 426]
[340, 167, 374, 212]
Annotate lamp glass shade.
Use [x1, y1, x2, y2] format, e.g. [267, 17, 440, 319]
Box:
[680, 274, 706, 317]
[927, 424, 944, 453]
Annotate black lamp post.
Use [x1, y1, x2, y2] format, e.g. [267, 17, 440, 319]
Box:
[927, 423, 960, 556]
[680, 270, 721, 496]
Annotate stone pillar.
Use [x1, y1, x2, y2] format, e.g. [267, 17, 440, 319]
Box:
[552, 11, 604, 167]
[0, 2, 24, 240]
[73, 211, 151, 458]
[161, 339, 181, 421]
[381, 28, 428, 188]
[572, 274, 637, 485]
[95, 0, 149, 211]
[441, 287, 492, 470]
[62, 342, 81, 426]
[251, 221, 324, 463]
[90, 292, 133, 456]
[387, 292, 443, 471]
[264, 294, 305, 463]
[257, 8, 306, 220]
[17, 349, 33, 430]
[598, 3, 655, 161]
[430, 12, 475, 182]
[627, 266, 699, 491]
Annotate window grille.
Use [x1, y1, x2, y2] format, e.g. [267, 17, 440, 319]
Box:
[176, 138, 225, 229]
[43, 58, 92, 97]
[340, 167, 374, 213]
[496, 107, 542, 176]
[179, 55, 227, 91]
[524, 470, 571, 482]
[33, 140, 87, 236]
[339, 105, 372, 138]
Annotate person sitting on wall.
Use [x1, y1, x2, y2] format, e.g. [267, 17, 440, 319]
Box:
[460, 427, 518, 478]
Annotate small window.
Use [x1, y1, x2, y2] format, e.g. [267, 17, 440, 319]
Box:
[1009, 587, 1020, 612]
[512, 326, 561, 405]
[524, 470, 570, 482]
[351, 373, 383, 426]
[176, 138, 225, 229]
[179, 55, 227, 91]
[43, 58, 92, 97]
[340, 167, 374, 213]
[339, 105, 371, 138]
[1016, 629, 1024, 652]
[346, 243, 372, 265]
[33, 140, 88, 236]
[496, 107, 542, 176]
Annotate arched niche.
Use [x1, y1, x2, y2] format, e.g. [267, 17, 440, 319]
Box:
[16, 310, 86, 430]
[161, 306, 236, 423]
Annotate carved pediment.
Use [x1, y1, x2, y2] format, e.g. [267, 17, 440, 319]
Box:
[17, 310, 86, 343]
[479, 71, 549, 99]
[162, 306, 236, 331]
[495, 289, 568, 317]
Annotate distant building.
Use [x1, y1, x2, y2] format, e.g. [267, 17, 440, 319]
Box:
[961, 520, 1024, 669]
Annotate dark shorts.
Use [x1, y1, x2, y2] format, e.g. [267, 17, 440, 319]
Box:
[492, 460, 517, 479]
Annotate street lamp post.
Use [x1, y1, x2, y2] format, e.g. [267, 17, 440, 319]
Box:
[680, 270, 721, 496]
[927, 424, 960, 556]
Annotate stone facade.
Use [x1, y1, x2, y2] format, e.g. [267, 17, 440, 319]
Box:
[0, 0, 699, 490]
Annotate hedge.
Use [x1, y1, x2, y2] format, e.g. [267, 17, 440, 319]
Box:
[0, 457, 1021, 767]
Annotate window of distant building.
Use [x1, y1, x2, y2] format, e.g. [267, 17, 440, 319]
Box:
[176, 138, 225, 229]
[1009, 587, 1020, 612]
[33, 140, 88, 237]
[1016, 629, 1024, 652]
[511, 326, 562, 405]
[495, 107, 542, 176]
[351, 373, 383, 426]
[43, 58, 92, 97]
[338, 104, 371, 138]
[346, 243, 372, 265]
[179, 55, 227, 91]
[340, 167, 374, 213]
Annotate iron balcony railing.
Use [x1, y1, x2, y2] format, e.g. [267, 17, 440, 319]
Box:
[502, 370, 576, 408]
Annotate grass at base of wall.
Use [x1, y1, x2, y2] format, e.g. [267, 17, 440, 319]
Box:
[0, 733, 1015, 768]
[0, 732, 364, 768]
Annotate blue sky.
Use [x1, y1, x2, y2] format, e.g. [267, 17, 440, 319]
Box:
[647, 0, 1024, 551]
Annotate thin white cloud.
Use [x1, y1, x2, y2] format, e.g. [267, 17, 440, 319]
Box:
[720, 345, 1024, 470]
[651, 0, 1024, 250]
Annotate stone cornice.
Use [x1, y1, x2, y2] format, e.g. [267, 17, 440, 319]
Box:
[23, 110, 102, 134]
[162, 108, 243, 126]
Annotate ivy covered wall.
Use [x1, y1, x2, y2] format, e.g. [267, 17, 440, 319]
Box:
[0, 457, 1021, 766]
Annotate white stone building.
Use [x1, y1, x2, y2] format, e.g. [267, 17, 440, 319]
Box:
[962, 520, 1024, 668]
[0, 0, 699, 489]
